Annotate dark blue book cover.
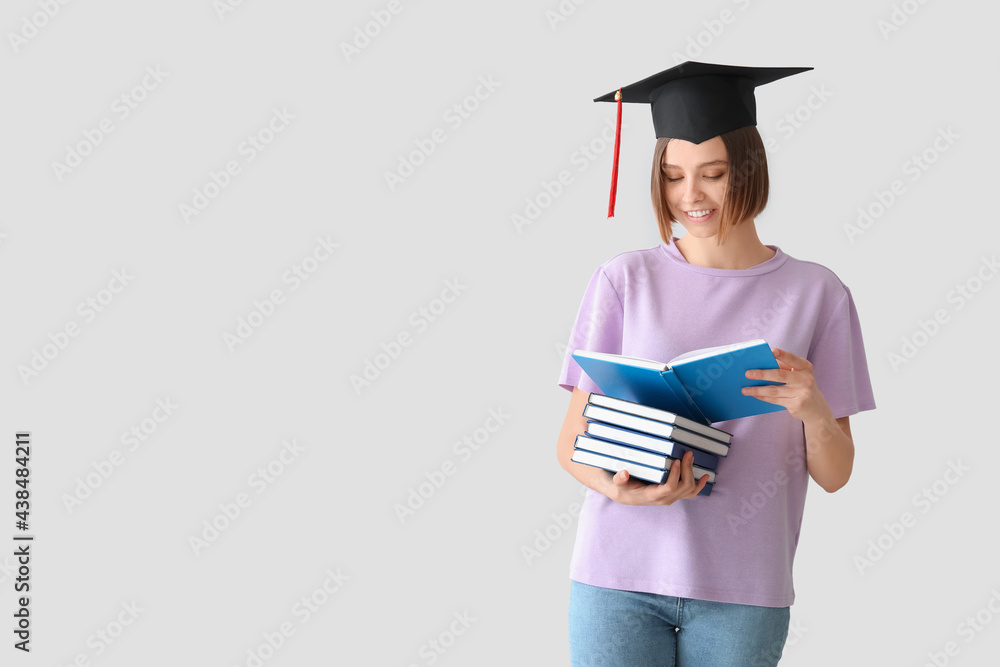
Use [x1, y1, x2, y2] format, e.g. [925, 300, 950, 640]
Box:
[570, 446, 714, 497]
[585, 420, 720, 470]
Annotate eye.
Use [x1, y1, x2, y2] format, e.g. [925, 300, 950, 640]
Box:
[665, 177, 682, 182]
[705, 173, 725, 180]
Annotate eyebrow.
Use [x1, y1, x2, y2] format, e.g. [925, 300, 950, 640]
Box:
[662, 160, 729, 169]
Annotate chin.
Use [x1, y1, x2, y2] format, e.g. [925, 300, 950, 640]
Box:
[678, 224, 721, 238]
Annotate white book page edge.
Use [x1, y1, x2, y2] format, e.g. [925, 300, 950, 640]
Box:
[574, 349, 667, 371]
[667, 339, 766, 366]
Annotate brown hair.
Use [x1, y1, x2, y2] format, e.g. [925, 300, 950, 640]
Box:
[650, 125, 769, 246]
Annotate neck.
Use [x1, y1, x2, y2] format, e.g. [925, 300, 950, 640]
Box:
[674, 221, 775, 270]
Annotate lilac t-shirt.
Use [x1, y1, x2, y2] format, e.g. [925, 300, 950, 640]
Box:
[557, 239, 876, 607]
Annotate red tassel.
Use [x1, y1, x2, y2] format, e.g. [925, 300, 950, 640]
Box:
[607, 88, 623, 218]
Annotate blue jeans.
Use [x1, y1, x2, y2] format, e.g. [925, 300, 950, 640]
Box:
[568, 581, 790, 667]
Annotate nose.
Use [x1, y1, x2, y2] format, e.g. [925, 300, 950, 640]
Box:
[681, 177, 704, 205]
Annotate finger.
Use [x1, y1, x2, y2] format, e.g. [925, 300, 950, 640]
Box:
[741, 392, 780, 406]
[691, 473, 710, 497]
[615, 469, 653, 490]
[679, 452, 698, 491]
[772, 348, 812, 371]
[645, 459, 684, 504]
[613, 470, 649, 498]
[646, 458, 681, 497]
[664, 457, 681, 487]
[745, 368, 795, 383]
[742, 385, 799, 399]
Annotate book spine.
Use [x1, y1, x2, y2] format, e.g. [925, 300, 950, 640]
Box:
[659, 369, 710, 424]
[584, 422, 719, 470]
[588, 392, 732, 443]
[570, 448, 667, 484]
[575, 433, 669, 469]
[575, 433, 716, 484]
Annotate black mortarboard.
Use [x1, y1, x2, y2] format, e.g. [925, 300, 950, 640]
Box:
[595, 61, 812, 217]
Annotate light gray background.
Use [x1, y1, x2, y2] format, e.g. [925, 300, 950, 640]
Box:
[2, 0, 998, 664]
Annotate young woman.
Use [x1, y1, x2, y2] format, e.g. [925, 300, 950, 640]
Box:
[556, 63, 876, 667]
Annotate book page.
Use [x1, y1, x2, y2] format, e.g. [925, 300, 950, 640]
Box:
[573, 349, 668, 371]
[667, 339, 765, 366]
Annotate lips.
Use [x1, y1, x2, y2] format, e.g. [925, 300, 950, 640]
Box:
[684, 208, 716, 222]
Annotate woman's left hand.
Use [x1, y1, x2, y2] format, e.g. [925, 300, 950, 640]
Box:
[742, 348, 833, 424]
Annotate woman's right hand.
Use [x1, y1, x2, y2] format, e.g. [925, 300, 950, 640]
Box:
[605, 450, 710, 506]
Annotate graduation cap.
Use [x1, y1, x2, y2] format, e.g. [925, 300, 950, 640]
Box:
[595, 61, 812, 217]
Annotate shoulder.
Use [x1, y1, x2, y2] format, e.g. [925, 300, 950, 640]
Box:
[778, 249, 853, 301]
[594, 244, 666, 285]
[776, 250, 864, 340]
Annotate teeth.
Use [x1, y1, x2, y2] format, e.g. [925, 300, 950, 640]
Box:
[687, 209, 712, 218]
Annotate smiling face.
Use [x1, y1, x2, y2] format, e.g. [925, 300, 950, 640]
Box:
[650, 127, 771, 246]
[660, 136, 730, 240]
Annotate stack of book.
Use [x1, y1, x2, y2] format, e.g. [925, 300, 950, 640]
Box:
[567, 339, 786, 497]
[571, 393, 731, 495]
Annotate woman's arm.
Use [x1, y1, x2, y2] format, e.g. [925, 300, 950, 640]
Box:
[557, 387, 710, 505]
[802, 414, 854, 493]
[742, 348, 854, 493]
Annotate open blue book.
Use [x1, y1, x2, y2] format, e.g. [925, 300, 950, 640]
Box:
[572, 339, 786, 425]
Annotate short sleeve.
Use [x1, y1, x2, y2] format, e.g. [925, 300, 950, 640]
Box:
[557, 266, 624, 394]
[808, 284, 877, 419]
